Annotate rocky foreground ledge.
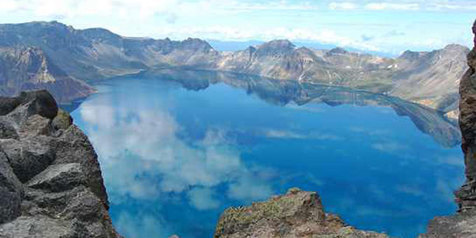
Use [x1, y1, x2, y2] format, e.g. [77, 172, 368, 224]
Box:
[214, 188, 387, 238]
[0, 90, 120, 237]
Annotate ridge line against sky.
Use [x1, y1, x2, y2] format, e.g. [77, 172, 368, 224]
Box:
[0, 0, 475, 55]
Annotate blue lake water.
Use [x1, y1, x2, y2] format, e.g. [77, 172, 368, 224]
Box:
[67, 70, 464, 238]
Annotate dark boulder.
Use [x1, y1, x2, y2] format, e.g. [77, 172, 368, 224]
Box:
[0, 138, 55, 183]
[0, 97, 21, 116]
[17, 90, 58, 120]
[0, 153, 22, 224]
[0, 118, 19, 140]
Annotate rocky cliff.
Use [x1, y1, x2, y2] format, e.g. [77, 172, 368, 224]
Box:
[456, 20, 476, 213]
[0, 90, 120, 237]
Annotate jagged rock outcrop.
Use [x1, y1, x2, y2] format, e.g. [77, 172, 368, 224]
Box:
[421, 20, 476, 238]
[214, 188, 388, 238]
[0, 90, 120, 238]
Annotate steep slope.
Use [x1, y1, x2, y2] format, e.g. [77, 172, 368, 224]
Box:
[390, 44, 470, 112]
[0, 21, 219, 81]
[0, 21, 146, 80]
[0, 90, 120, 237]
[0, 47, 95, 103]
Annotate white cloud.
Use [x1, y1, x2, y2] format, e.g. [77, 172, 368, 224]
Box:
[365, 3, 420, 11]
[27, 0, 179, 18]
[328, 2, 357, 10]
[0, 0, 19, 12]
[0, 0, 471, 54]
[425, 2, 476, 11]
[115, 211, 171, 238]
[187, 187, 220, 210]
[0, 0, 317, 18]
[264, 129, 306, 139]
[227, 177, 274, 202]
[156, 25, 383, 51]
[262, 129, 342, 140]
[371, 141, 408, 152]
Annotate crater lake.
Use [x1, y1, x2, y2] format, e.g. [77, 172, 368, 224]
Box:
[65, 69, 464, 238]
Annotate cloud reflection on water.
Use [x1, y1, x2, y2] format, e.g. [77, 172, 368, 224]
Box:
[68, 71, 466, 238]
[79, 97, 274, 208]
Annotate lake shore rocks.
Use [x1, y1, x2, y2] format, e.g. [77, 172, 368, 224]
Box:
[0, 90, 120, 238]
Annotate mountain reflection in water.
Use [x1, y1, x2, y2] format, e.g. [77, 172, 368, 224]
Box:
[66, 69, 463, 238]
[141, 69, 460, 148]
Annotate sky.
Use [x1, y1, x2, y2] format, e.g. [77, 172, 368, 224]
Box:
[0, 0, 475, 55]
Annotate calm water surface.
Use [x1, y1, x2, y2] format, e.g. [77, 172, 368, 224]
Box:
[67, 70, 464, 238]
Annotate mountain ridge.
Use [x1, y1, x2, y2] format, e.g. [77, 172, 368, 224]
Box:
[0, 21, 469, 115]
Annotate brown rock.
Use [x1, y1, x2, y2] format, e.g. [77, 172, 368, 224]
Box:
[214, 188, 388, 238]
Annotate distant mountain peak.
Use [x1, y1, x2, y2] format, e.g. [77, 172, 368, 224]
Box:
[182, 37, 214, 51]
[326, 47, 348, 56]
[253, 39, 296, 57]
[259, 39, 295, 50]
[441, 44, 470, 53]
[398, 50, 422, 61]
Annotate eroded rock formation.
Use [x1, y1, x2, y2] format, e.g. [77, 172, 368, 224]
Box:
[457, 19, 476, 212]
[0, 90, 120, 238]
[214, 188, 388, 238]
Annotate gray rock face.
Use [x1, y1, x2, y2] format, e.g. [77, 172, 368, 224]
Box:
[26, 163, 85, 192]
[214, 188, 388, 238]
[0, 90, 120, 237]
[0, 153, 23, 224]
